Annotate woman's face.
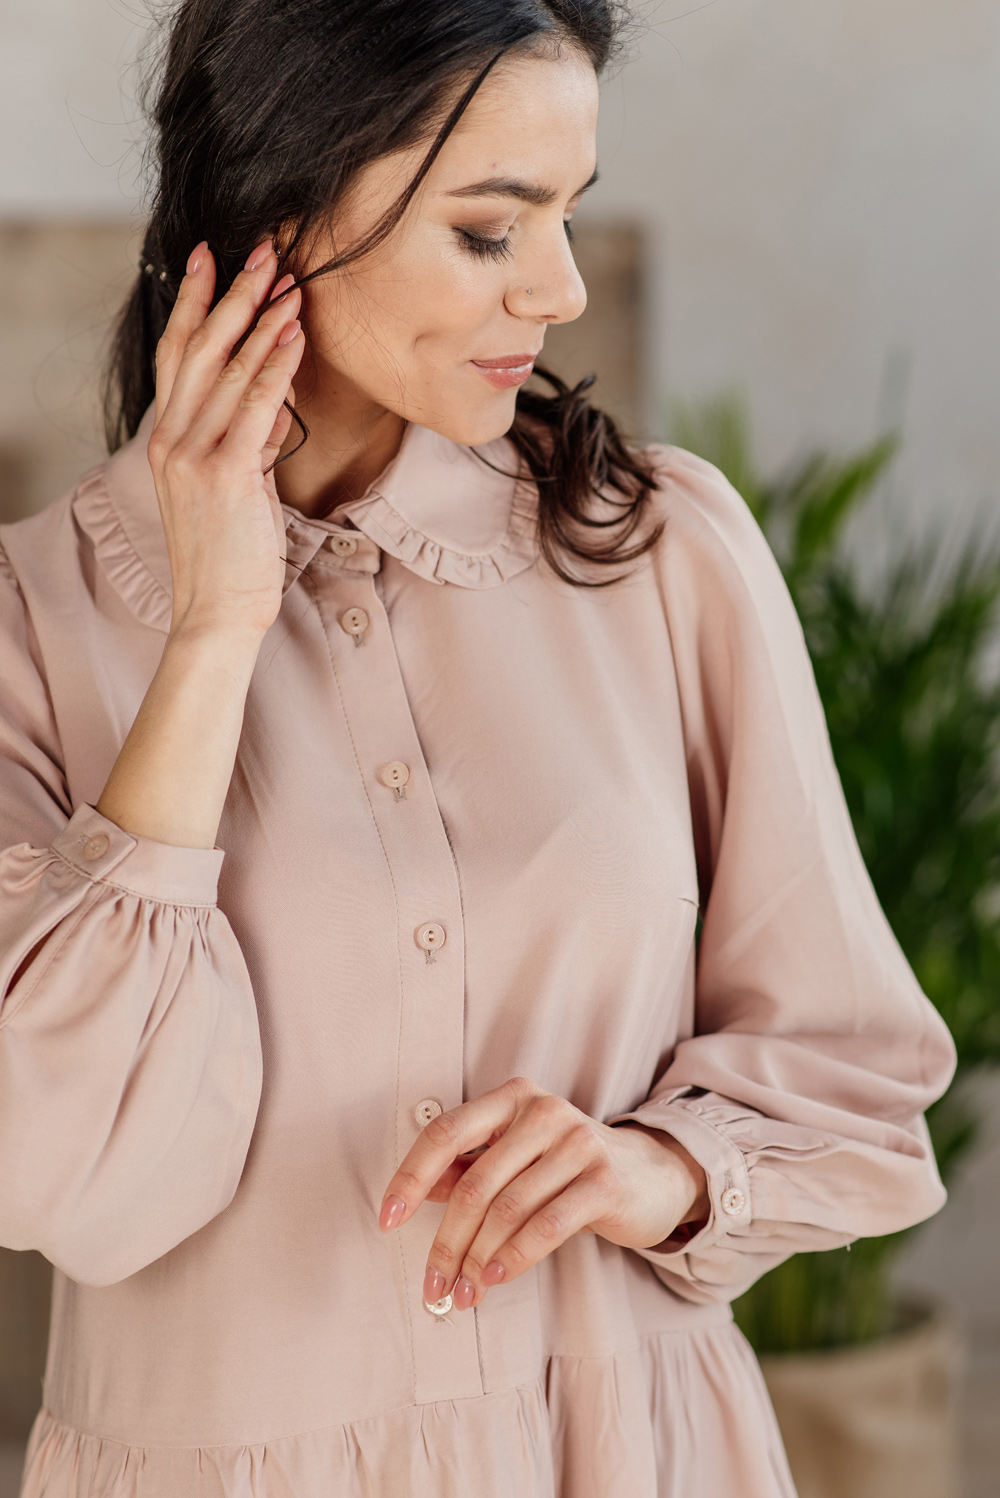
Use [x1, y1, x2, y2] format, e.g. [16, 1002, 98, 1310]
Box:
[292, 46, 599, 448]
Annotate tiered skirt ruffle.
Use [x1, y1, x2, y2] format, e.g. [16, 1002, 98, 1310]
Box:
[20, 1323, 795, 1498]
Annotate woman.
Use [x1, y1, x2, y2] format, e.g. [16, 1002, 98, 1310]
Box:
[0, 1, 954, 1495]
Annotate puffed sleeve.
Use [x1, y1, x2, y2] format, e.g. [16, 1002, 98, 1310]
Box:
[0, 546, 262, 1287]
[612, 447, 956, 1304]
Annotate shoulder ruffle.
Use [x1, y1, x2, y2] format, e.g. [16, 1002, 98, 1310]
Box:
[72, 469, 173, 632]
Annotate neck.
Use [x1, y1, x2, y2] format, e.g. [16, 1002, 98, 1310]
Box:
[273, 356, 407, 520]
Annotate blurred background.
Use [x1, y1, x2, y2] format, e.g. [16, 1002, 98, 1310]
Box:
[0, 2, 998, 1495]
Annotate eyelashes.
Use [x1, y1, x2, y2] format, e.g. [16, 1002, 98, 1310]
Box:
[459, 230, 514, 263]
[457, 220, 576, 264]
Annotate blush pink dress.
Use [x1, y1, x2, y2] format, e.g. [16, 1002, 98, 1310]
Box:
[0, 409, 953, 1497]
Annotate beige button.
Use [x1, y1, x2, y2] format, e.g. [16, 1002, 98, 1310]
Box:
[327, 534, 358, 557]
[82, 833, 110, 860]
[424, 1292, 454, 1317]
[339, 607, 369, 644]
[379, 761, 410, 796]
[415, 1098, 443, 1128]
[721, 1187, 746, 1217]
[414, 922, 446, 959]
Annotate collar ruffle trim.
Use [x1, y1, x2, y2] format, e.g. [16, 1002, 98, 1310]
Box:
[71, 420, 542, 634]
[332, 477, 538, 590]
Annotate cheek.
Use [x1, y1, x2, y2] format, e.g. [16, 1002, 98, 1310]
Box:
[353, 242, 503, 358]
[389, 246, 502, 351]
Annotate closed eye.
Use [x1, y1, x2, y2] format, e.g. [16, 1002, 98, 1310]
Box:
[458, 230, 514, 263]
[457, 220, 576, 263]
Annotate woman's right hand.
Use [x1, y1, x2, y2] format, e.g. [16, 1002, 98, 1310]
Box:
[147, 239, 305, 642]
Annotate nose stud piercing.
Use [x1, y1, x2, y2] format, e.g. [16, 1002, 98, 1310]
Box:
[526, 287, 532, 295]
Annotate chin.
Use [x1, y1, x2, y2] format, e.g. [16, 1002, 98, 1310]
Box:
[417, 394, 518, 450]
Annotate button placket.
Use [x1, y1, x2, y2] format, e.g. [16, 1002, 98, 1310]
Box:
[313, 570, 479, 1402]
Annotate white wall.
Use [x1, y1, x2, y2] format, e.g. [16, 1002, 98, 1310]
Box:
[588, 0, 1000, 541]
[0, 0, 146, 214]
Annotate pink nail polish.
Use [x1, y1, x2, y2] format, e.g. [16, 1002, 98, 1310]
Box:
[453, 1276, 476, 1311]
[482, 1261, 506, 1286]
[277, 320, 301, 347]
[268, 273, 296, 302]
[245, 238, 274, 272]
[379, 1195, 406, 1232]
[423, 1267, 445, 1304]
[186, 242, 207, 276]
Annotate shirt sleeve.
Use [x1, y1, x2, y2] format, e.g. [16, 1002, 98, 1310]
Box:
[610, 446, 956, 1304]
[0, 546, 262, 1287]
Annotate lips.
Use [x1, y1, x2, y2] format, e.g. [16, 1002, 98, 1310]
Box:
[470, 352, 540, 390]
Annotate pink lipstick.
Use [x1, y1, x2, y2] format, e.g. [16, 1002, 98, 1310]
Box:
[470, 353, 538, 390]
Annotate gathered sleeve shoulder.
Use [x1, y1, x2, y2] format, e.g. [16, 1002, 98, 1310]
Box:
[0, 544, 262, 1287]
[612, 446, 956, 1303]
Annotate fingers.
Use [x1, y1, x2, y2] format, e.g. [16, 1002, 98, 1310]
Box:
[185, 285, 303, 455]
[470, 1175, 609, 1302]
[219, 321, 305, 462]
[426, 1119, 604, 1311]
[153, 241, 216, 419]
[261, 389, 297, 478]
[154, 239, 286, 441]
[378, 1078, 540, 1234]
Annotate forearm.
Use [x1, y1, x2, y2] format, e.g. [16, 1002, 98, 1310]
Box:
[97, 625, 263, 850]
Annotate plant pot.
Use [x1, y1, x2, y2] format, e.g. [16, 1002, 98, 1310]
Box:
[759, 1300, 962, 1498]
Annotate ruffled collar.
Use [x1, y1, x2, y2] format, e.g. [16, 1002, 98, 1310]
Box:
[73, 406, 539, 633]
[329, 421, 539, 589]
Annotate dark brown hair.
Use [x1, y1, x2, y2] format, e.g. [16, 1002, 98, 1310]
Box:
[104, 0, 663, 586]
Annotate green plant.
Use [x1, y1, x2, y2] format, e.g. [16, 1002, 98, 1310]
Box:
[670, 393, 1000, 1353]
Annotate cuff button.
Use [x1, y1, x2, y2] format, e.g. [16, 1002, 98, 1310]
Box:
[82, 833, 110, 860]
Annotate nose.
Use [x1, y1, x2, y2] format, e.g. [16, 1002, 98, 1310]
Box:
[504, 227, 587, 326]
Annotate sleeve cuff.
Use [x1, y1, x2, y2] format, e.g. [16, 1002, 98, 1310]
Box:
[609, 1094, 753, 1259]
[51, 804, 224, 907]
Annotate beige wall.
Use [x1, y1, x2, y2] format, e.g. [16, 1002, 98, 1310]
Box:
[0, 219, 643, 525]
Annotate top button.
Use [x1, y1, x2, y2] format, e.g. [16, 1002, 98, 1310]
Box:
[82, 833, 110, 860]
[721, 1187, 746, 1217]
[327, 534, 358, 557]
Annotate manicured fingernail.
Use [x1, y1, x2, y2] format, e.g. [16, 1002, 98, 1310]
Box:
[277, 320, 301, 347]
[482, 1261, 506, 1286]
[245, 238, 274, 272]
[453, 1276, 476, 1311]
[379, 1195, 406, 1232]
[268, 273, 296, 302]
[423, 1267, 446, 1303]
[186, 242, 207, 276]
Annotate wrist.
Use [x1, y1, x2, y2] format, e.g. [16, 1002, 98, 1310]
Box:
[164, 620, 265, 675]
[616, 1122, 710, 1229]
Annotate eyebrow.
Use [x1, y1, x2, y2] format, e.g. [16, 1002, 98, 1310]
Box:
[444, 166, 600, 206]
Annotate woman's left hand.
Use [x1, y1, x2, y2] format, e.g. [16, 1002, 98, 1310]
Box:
[378, 1076, 709, 1312]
